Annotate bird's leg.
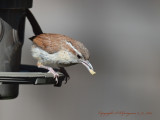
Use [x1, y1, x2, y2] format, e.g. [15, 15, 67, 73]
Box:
[37, 62, 59, 84]
[59, 67, 70, 84]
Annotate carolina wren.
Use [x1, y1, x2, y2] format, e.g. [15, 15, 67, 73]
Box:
[30, 33, 96, 83]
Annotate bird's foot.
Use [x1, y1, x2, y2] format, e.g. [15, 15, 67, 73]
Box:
[59, 67, 70, 84]
[47, 67, 59, 84]
[37, 63, 59, 84]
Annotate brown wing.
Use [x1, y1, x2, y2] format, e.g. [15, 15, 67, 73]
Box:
[32, 33, 62, 54]
[32, 33, 90, 59]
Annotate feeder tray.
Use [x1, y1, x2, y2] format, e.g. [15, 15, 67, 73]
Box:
[0, 65, 65, 87]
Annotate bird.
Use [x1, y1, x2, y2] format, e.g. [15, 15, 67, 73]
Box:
[30, 33, 96, 84]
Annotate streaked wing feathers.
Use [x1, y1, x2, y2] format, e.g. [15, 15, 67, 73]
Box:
[32, 34, 61, 54]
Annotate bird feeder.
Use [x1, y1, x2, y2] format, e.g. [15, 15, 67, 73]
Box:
[0, 0, 65, 100]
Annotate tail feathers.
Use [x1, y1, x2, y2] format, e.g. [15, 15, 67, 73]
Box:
[29, 36, 37, 41]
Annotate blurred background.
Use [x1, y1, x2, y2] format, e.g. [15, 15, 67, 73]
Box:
[0, 0, 160, 120]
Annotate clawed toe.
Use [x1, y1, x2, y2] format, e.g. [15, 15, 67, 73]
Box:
[46, 67, 59, 84]
[54, 73, 59, 84]
[55, 76, 58, 84]
[64, 74, 70, 84]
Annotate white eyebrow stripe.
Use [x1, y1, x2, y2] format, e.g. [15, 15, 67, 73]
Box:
[66, 41, 82, 56]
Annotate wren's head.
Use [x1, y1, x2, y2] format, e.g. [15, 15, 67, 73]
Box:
[31, 33, 96, 75]
[64, 39, 96, 75]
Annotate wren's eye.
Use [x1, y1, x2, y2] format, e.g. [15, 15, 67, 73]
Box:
[77, 54, 82, 59]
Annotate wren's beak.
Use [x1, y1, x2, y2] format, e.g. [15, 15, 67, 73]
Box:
[80, 60, 96, 75]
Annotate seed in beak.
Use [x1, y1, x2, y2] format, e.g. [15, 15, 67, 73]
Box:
[89, 69, 96, 75]
[80, 60, 96, 75]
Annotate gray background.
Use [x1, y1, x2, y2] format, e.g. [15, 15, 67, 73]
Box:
[0, 0, 160, 120]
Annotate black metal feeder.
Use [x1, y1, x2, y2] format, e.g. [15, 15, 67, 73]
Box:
[0, 0, 65, 100]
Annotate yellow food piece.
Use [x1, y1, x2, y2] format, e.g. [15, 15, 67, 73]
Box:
[89, 69, 96, 75]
